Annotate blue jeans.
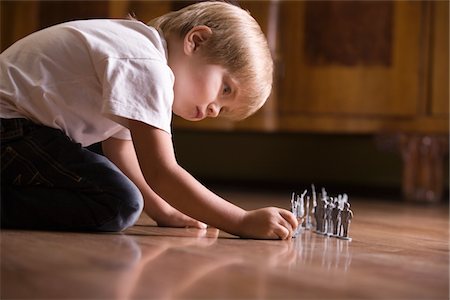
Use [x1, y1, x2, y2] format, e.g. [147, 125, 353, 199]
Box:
[0, 118, 143, 231]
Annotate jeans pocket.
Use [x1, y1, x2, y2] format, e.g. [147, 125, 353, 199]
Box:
[23, 138, 83, 185]
[1, 146, 53, 186]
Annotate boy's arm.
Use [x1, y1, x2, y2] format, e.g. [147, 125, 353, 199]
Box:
[128, 119, 298, 239]
[102, 137, 206, 228]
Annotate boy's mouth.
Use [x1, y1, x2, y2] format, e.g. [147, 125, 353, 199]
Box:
[195, 107, 204, 120]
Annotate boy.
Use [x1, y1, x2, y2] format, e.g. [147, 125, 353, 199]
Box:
[0, 2, 297, 239]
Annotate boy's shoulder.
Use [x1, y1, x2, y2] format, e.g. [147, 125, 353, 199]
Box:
[53, 19, 167, 61]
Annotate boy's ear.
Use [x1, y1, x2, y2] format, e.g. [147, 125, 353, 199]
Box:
[184, 25, 212, 55]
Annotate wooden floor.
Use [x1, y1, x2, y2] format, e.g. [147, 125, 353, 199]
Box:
[1, 187, 449, 299]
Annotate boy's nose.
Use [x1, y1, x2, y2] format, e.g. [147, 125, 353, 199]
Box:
[207, 103, 220, 118]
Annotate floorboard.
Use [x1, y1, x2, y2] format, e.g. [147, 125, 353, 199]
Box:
[1, 187, 448, 299]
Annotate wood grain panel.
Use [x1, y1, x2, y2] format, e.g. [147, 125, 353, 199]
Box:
[1, 188, 448, 299]
[278, 1, 422, 117]
[304, 1, 393, 66]
[430, 0, 449, 116]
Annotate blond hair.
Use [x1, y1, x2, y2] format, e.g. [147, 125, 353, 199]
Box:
[148, 1, 273, 120]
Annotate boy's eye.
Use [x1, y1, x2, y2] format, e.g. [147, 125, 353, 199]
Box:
[223, 84, 232, 95]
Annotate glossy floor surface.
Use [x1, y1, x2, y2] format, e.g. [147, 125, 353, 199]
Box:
[1, 188, 449, 299]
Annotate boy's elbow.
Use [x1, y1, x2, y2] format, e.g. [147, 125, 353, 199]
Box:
[143, 161, 179, 194]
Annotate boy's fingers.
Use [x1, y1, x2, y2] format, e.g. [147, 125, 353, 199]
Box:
[275, 212, 294, 239]
[279, 209, 298, 230]
[185, 220, 207, 229]
[278, 216, 293, 236]
[274, 225, 290, 240]
[196, 221, 208, 229]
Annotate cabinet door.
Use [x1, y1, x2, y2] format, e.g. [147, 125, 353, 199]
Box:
[430, 0, 449, 117]
[277, 1, 423, 119]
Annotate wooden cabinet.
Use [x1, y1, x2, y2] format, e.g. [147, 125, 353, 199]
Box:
[278, 1, 427, 132]
[3, 1, 445, 134]
[279, 1, 418, 117]
[174, 1, 448, 135]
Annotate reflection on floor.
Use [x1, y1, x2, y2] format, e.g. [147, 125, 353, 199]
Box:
[1, 188, 449, 299]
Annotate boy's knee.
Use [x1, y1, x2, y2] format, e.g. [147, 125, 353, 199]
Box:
[99, 183, 144, 232]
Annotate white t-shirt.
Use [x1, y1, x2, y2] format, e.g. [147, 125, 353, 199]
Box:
[0, 19, 174, 146]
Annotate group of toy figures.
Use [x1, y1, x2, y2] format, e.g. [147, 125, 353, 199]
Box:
[290, 185, 354, 241]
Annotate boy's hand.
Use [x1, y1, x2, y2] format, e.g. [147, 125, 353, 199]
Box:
[153, 207, 207, 229]
[238, 207, 298, 240]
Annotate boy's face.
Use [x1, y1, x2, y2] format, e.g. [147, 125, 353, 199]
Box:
[168, 26, 241, 121]
[172, 60, 239, 121]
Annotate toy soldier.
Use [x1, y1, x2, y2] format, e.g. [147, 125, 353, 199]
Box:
[339, 202, 353, 241]
[291, 192, 296, 216]
[310, 184, 317, 229]
[331, 202, 342, 236]
[313, 194, 320, 232]
[297, 194, 305, 225]
[292, 193, 306, 237]
[315, 194, 327, 234]
[297, 189, 310, 229]
[325, 199, 335, 236]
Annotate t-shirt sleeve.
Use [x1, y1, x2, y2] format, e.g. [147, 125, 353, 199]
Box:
[100, 58, 174, 135]
[111, 127, 132, 140]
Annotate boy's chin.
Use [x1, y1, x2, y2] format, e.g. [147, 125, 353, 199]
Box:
[175, 114, 202, 122]
[186, 118, 203, 122]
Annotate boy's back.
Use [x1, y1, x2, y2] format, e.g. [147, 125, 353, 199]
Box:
[1, 19, 173, 146]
